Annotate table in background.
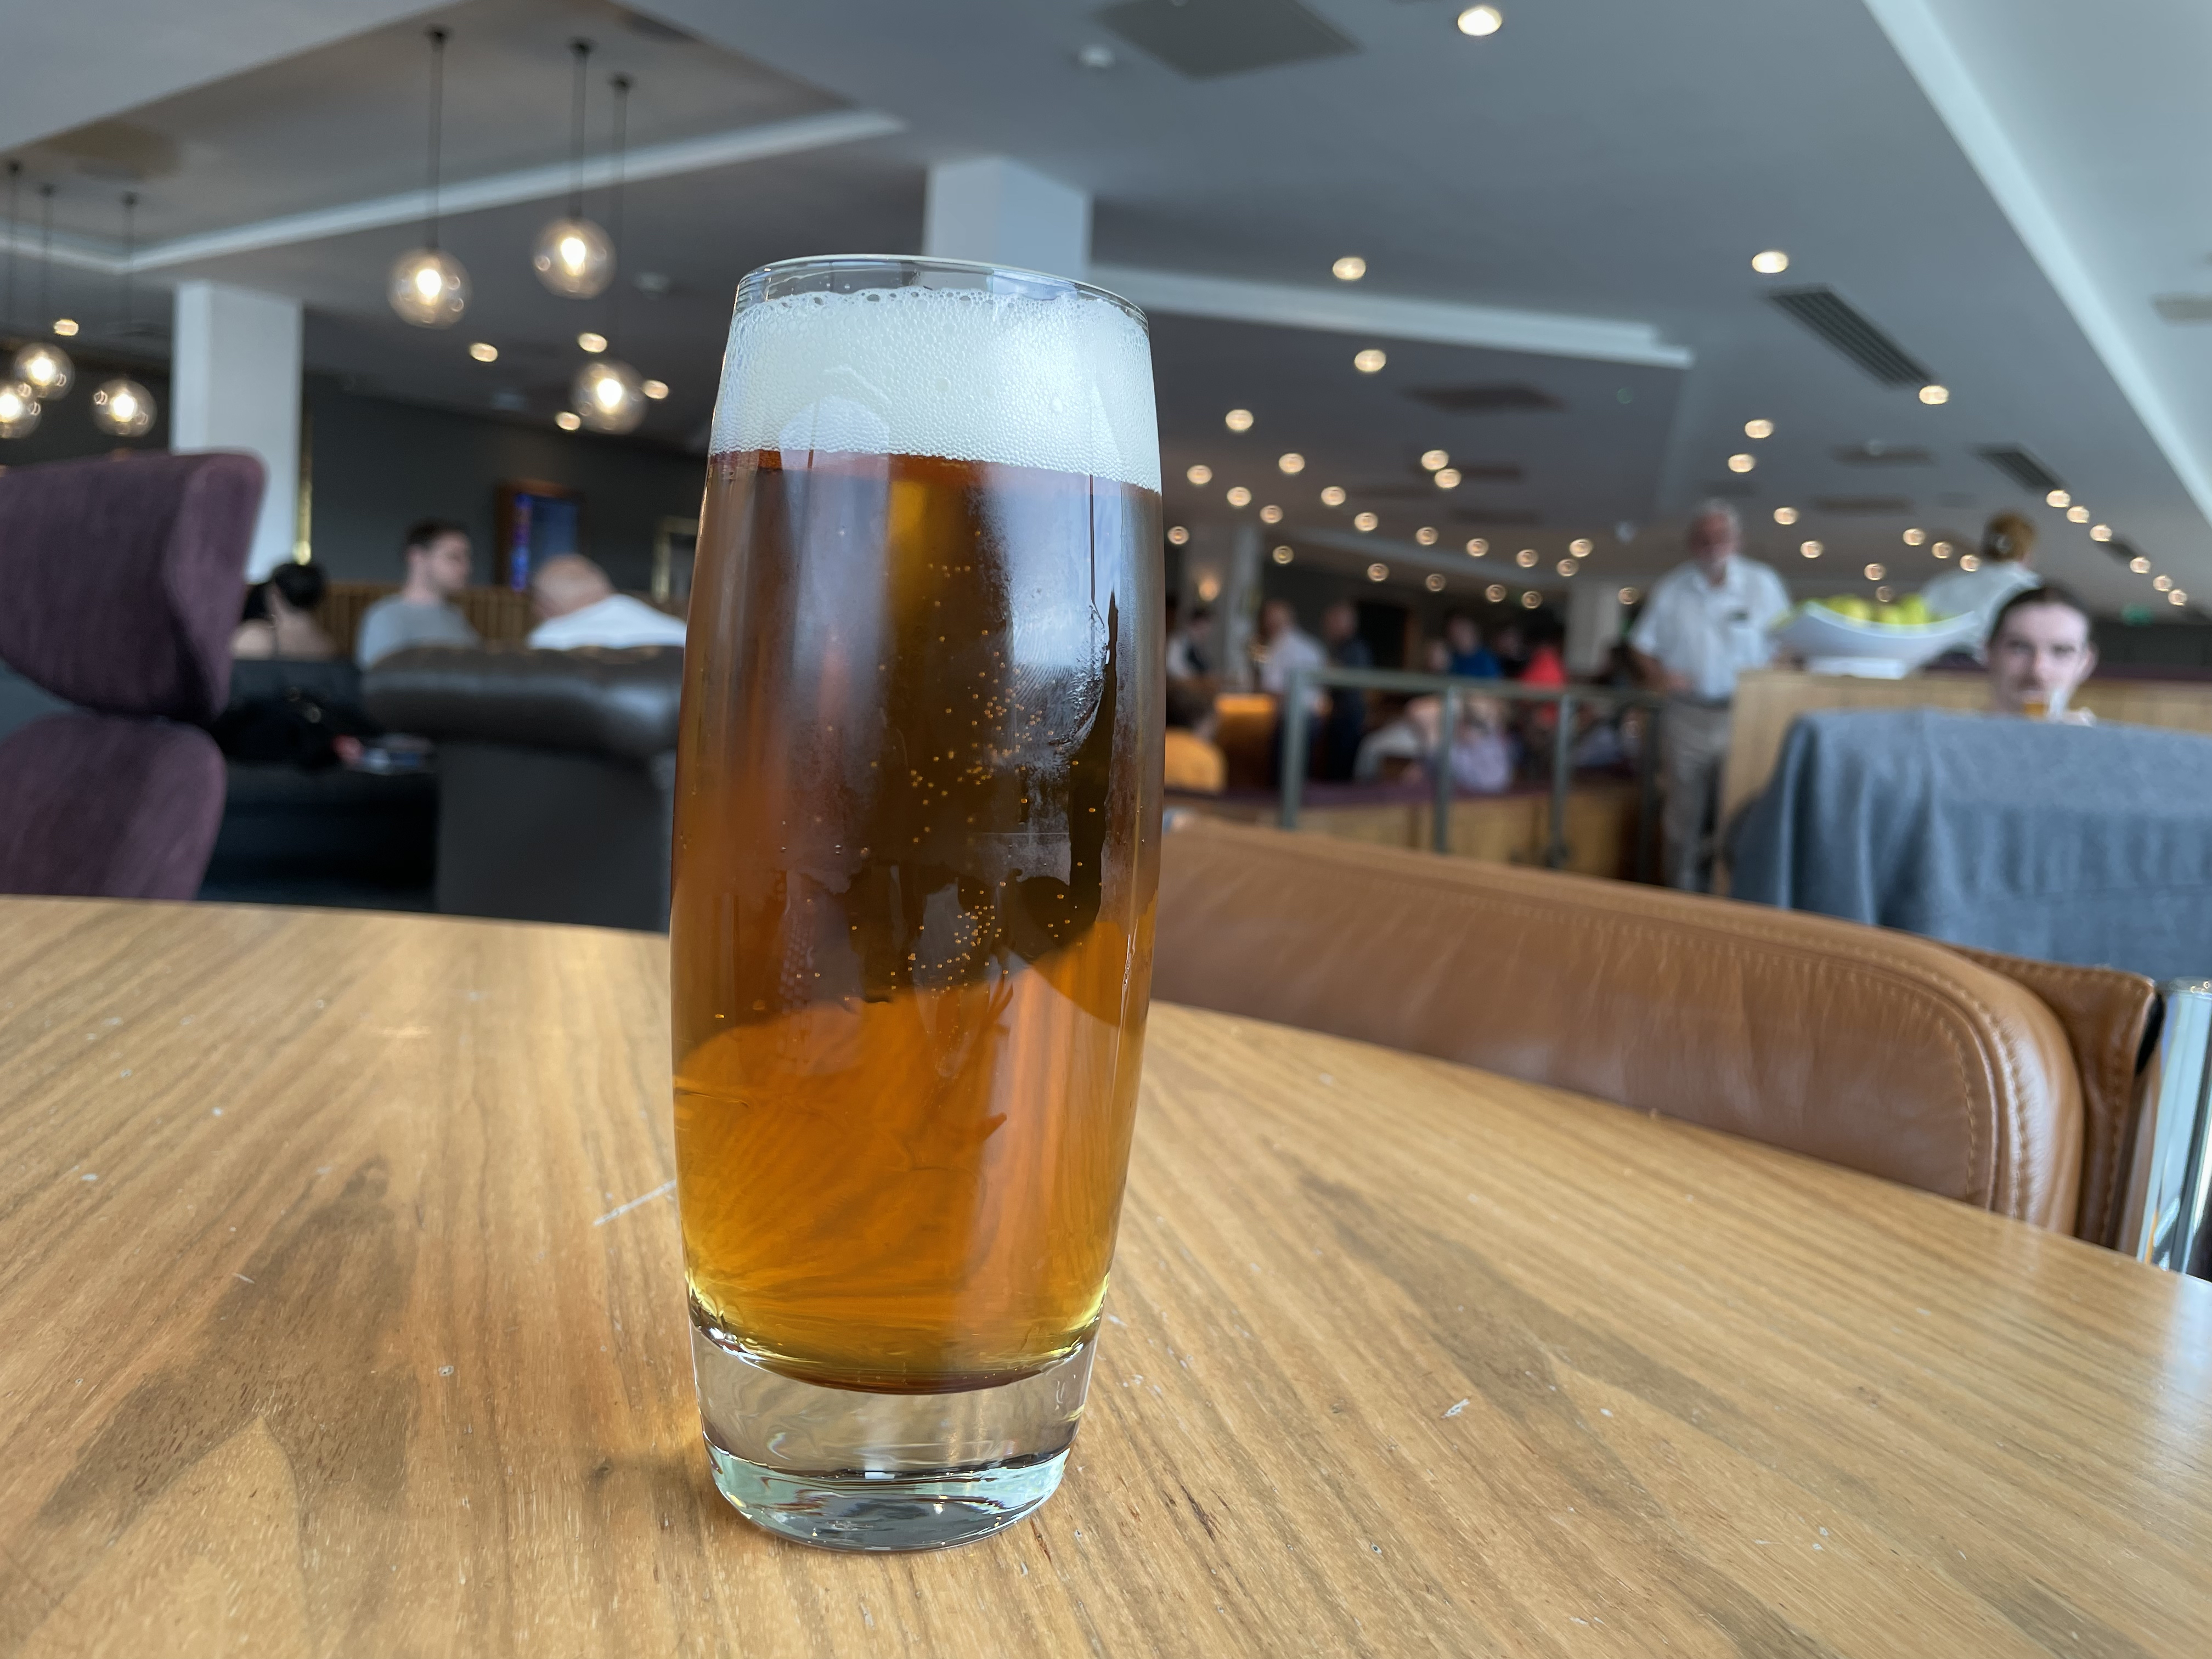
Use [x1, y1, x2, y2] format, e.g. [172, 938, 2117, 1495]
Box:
[1, 899, 2205, 1658]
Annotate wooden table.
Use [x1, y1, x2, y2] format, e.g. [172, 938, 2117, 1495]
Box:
[2, 899, 2207, 1658]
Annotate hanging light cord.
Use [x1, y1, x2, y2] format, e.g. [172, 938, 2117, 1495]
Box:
[4, 161, 18, 337]
[120, 192, 136, 336]
[608, 74, 630, 352]
[567, 40, 592, 221]
[38, 183, 54, 333]
[424, 27, 449, 250]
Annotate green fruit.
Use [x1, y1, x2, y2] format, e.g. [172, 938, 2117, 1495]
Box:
[1820, 595, 1875, 622]
[1888, 595, 1932, 626]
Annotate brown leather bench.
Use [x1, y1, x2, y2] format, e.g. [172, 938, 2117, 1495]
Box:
[1153, 816, 2156, 1244]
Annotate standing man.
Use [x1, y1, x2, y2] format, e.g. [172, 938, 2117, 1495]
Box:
[1628, 500, 1791, 890]
[1319, 600, 1372, 780]
[356, 520, 482, 667]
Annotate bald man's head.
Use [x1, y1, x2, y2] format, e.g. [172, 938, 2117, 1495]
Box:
[530, 554, 614, 621]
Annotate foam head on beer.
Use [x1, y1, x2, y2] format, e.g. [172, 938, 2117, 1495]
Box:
[710, 284, 1160, 493]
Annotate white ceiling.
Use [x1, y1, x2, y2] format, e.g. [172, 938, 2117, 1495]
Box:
[2, 0, 2205, 616]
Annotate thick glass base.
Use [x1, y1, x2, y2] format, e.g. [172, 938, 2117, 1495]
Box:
[690, 1317, 1096, 1552]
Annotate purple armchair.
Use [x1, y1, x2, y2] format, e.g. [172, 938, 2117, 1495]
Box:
[0, 451, 264, 899]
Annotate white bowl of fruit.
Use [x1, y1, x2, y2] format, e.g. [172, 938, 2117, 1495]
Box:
[1771, 594, 1986, 678]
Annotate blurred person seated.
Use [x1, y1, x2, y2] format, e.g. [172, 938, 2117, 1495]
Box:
[1517, 610, 1567, 686]
[1419, 637, 1452, 674]
[1356, 692, 1516, 793]
[232, 561, 336, 661]
[1166, 596, 1215, 681]
[527, 554, 689, 650]
[1443, 612, 1500, 678]
[356, 520, 482, 667]
[1987, 584, 2097, 724]
[1254, 598, 1327, 696]
[1163, 681, 1227, 794]
[1924, 511, 2041, 658]
[1320, 600, 1372, 781]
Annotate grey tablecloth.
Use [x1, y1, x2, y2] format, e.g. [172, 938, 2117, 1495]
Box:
[1730, 708, 2212, 981]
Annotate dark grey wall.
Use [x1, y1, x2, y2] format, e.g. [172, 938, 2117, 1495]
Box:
[304, 375, 706, 591]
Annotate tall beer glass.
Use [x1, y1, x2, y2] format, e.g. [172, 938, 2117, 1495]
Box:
[672, 256, 1163, 1551]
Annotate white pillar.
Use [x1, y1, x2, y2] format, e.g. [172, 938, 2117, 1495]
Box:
[1566, 578, 1626, 676]
[171, 280, 302, 578]
[923, 157, 1091, 280]
[1217, 522, 1266, 690]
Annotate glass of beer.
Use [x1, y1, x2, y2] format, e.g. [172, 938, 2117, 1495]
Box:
[671, 256, 1164, 1551]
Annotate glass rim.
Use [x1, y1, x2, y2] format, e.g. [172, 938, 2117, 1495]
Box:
[735, 254, 1147, 331]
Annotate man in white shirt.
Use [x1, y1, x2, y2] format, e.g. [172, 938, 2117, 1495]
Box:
[527, 555, 690, 650]
[1254, 599, 1327, 696]
[1628, 500, 1792, 891]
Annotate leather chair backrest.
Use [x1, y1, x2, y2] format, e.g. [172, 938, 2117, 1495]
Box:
[0, 451, 263, 724]
[362, 644, 681, 760]
[1154, 817, 2086, 1233]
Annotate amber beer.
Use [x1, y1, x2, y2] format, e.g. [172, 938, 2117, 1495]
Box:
[671, 258, 1162, 1550]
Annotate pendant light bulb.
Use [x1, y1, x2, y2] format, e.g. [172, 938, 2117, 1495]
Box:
[532, 215, 614, 297]
[12, 340, 70, 397]
[91, 377, 155, 437]
[389, 246, 470, 328]
[571, 357, 645, 433]
[0, 381, 40, 438]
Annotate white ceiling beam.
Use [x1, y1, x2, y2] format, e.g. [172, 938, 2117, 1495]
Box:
[8, 108, 906, 277]
[1091, 264, 1693, 370]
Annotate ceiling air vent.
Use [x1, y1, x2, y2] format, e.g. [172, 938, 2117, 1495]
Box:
[1769, 287, 1932, 386]
[1451, 506, 1542, 526]
[1976, 445, 2064, 495]
[1407, 383, 1564, 415]
[1096, 0, 1356, 79]
[2105, 538, 2142, 565]
[2154, 295, 2212, 324]
[1831, 443, 1931, 467]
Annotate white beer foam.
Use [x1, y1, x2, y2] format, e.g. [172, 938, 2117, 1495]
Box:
[711, 284, 1160, 494]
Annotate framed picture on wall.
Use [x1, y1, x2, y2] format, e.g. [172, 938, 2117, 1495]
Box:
[495, 479, 584, 592]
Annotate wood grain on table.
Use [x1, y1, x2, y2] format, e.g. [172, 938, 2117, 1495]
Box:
[0, 898, 2205, 1658]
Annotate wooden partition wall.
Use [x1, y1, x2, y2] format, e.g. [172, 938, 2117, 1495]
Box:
[319, 583, 537, 659]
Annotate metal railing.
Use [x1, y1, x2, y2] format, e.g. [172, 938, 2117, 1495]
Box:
[1279, 667, 1667, 879]
[2124, 981, 2212, 1280]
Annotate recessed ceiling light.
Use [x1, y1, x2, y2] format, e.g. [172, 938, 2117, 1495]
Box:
[1420, 448, 1450, 471]
[1332, 256, 1367, 282]
[1076, 43, 1116, 70]
[1260, 504, 1283, 523]
[578, 331, 608, 353]
[1273, 545, 1294, 565]
[1434, 467, 1462, 489]
[1224, 408, 1254, 432]
[1751, 250, 1790, 275]
[1353, 348, 1387, 374]
[1457, 6, 1503, 37]
[1197, 574, 1221, 601]
[1902, 527, 1926, 545]
[1618, 587, 1640, 605]
[1864, 562, 1886, 580]
[2155, 574, 2174, 591]
[2172, 590, 2189, 606]
[1932, 540, 1954, 558]
[1515, 548, 1537, 567]
[469, 342, 499, 363]
[1187, 464, 1213, 486]
[555, 410, 582, 431]
[2130, 555, 2151, 573]
[1466, 538, 1488, 556]
[52, 317, 78, 337]
[1226, 486, 1252, 506]
[1743, 418, 1774, 440]
[1167, 526, 1189, 545]
[1876, 585, 1895, 603]
[1801, 540, 1823, 558]
[2066, 504, 2089, 523]
[1354, 511, 1379, 531]
[642, 379, 669, 400]
[1556, 559, 1577, 577]
[2046, 489, 2070, 508]
[1773, 506, 1799, 526]
[1569, 539, 1593, 557]
[1367, 562, 1390, 582]
[1520, 590, 1542, 610]
[1416, 526, 1439, 545]
[1961, 552, 1982, 569]
[1918, 383, 1949, 405]
[1321, 485, 1347, 506]
[1278, 452, 1305, 474]
[1425, 573, 1447, 592]
[1485, 583, 1506, 602]
[1727, 453, 1756, 473]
